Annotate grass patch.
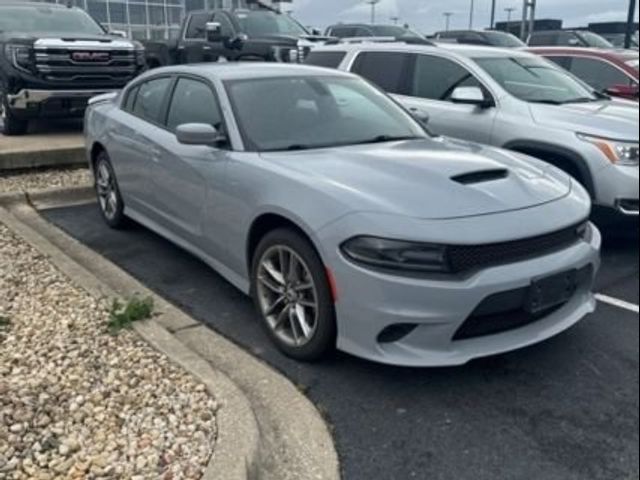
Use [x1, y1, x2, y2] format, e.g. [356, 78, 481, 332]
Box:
[107, 296, 154, 335]
[0, 316, 10, 328]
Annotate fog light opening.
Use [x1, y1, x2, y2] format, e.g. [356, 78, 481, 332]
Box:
[377, 324, 418, 344]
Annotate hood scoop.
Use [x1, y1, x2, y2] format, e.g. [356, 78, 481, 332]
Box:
[452, 169, 510, 185]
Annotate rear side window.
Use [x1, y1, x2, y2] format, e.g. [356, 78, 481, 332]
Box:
[185, 12, 210, 39]
[350, 51, 412, 94]
[166, 78, 224, 132]
[329, 27, 358, 38]
[305, 51, 347, 69]
[123, 85, 140, 112]
[544, 56, 572, 70]
[132, 77, 172, 124]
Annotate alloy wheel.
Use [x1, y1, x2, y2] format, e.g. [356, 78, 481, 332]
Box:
[256, 246, 320, 347]
[96, 160, 118, 221]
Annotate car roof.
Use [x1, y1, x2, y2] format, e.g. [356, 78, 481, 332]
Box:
[314, 41, 535, 59]
[141, 63, 356, 81]
[528, 46, 639, 60]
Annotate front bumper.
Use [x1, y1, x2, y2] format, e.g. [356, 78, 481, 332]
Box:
[323, 223, 601, 367]
[592, 162, 639, 216]
[6, 89, 116, 118]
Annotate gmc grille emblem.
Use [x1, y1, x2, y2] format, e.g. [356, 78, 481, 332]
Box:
[72, 52, 111, 62]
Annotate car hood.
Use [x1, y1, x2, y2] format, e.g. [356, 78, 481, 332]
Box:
[260, 138, 572, 220]
[529, 100, 639, 140]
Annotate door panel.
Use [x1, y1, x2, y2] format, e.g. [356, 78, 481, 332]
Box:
[401, 54, 497, 144]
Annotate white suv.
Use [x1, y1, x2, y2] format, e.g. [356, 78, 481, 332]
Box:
[305, 43, 640, 216]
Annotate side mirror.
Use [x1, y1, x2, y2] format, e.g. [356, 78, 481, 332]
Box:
[605, 84, 640, 98]
[205, 22, 224, 42]
[176, 123, 226, 147]
[409, 107, 430, 125]
[450, 86, 493, 108]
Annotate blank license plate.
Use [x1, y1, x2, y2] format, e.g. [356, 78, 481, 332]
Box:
[526, 270, 578, 315]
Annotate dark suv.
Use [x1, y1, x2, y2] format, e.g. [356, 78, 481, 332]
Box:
[0, 2, 145, 135]
[528, 30, 614, 49]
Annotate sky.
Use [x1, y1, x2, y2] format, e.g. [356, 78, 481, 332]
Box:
[287, 0, 639, 35]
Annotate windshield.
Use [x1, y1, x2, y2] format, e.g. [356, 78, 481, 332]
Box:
[225, 76, 428, 152]
[577, 31, 614, 49]
[476, 56, 598, 104]
[0, 6, 105, 35]
[483, 31, 526, 48]
[235, 11, 308, 37]
[371, 26, 422, 39]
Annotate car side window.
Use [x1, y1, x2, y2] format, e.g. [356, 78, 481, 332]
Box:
[132, 77, 172, 124]
[304, 51, 346, 68]
[166, 77, 224, 133]
[569, 57, 633, 91]
[355, 27, 373, 37]
[330, 27, 356, 38]
[350, 51, 412, 94]
[411, 54, 484, 101]
[123, 85, 140, 112]
[545, 56, 572, 70]
[185, 12, 211, 39]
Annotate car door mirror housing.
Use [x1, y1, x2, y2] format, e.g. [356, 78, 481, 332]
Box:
[450, 86, 493, 108]
[176, 123, 226, 147]
[205, 22, 224, 42]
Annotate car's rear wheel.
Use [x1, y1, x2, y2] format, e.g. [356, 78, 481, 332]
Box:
[0, 90, 28, 136]
[251, 229, 336, 361]
[94, 150, 127, 229]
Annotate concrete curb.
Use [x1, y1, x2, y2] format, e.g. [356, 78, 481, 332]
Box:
[0, 188, 341, 480]
[0, 147, 86, 171]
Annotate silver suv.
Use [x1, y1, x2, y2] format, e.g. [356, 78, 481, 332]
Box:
[307, 43, 639, 216]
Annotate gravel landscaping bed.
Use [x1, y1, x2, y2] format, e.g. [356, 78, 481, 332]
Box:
[0, 171, 218, 480]
[0, 168, 91, 194]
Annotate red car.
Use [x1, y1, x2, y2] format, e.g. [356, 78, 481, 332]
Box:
[528, 47, 639, 101]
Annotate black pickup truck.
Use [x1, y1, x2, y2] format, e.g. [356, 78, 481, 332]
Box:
[0, 2, 145, 135]
[144, 6, 331, 68]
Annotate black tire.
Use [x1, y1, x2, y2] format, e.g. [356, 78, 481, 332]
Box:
[94, 150, 127, 229]
[0, 91, 28, 136]
[251, 229, 336, 361]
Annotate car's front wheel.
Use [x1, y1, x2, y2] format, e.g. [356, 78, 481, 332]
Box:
[94, 150, 127, 229]
[251, 229, 336, 361]
[0, 90, 28, 136]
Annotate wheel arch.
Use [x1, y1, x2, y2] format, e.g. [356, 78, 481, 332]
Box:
[246, 212, 324, 274]
[503, 140, 596, 198]
[89, 142, 107, 172]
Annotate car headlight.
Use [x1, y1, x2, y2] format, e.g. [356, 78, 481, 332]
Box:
[578, 133, 639, 166]
[341, 236, 450, 273]
[4, 44, 33, 73]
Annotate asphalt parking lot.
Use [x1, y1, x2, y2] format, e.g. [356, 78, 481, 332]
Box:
[43, 203, 638, 480]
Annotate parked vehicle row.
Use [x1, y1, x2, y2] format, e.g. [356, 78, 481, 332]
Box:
[0, 2, 146, 136]
[85, 63, 601, 366]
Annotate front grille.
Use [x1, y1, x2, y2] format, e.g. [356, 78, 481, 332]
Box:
[34, 48, 138, 83]
[447, 222, 588, 274]
[453, 264, 593, 341]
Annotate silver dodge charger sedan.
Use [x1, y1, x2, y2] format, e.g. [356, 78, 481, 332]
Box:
[84, 63, 601, 366]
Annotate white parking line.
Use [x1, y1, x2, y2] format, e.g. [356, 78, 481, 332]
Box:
[596, 294, 640, 314]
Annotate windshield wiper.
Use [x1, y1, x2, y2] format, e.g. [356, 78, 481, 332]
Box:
[561, 97, 600, 104]
[528, 99, 564, 105]
[354, 135, 425, 145]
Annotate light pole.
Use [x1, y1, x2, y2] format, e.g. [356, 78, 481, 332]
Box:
[490, 0, 496, 29]
[443, 12, 454, 31]
[390, 16, 400, 25]
[625, 0, 637, 49]
[469, 0, 475, 29]
[365, 0, 380, 25]
[505, 7, 516, 24]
